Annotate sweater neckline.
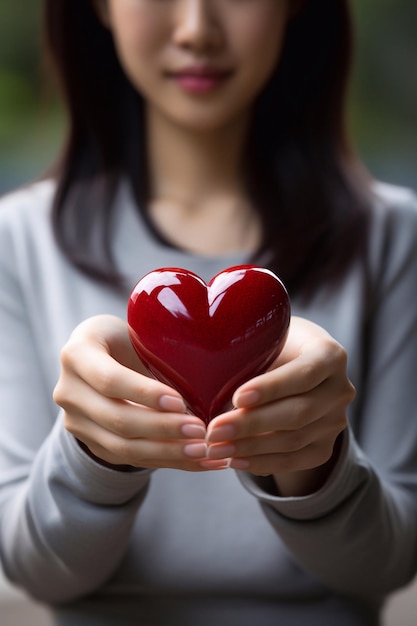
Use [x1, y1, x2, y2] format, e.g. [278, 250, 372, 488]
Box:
[112, 180, 252, 288]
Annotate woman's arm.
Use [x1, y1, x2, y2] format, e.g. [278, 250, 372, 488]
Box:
[0, 220, 153, 603]
[0, 206, 216, 604]
[206, 191, 417, 597]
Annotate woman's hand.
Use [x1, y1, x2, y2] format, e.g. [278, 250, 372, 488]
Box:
[205, 317, 355, 496]
[53, 315, 224, 471]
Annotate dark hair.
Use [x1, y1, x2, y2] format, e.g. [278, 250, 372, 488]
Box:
[43, 0, 371, 299]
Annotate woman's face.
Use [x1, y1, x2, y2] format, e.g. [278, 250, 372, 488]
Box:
[98, 0, 291, 133]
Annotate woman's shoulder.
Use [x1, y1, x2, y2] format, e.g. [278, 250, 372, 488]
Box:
[369, 180, 417, 244]
[0, 179, 57, 272]
[0, 178, 56, 229]
[368, 180, 417, 277]
[371, 180, 417, 220]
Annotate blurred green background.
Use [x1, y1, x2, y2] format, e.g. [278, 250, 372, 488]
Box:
[0, 1, 416, 195]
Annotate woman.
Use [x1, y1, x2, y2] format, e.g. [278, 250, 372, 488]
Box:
[1, 1, 417, 624]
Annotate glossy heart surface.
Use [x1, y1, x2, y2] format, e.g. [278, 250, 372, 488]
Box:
[127, 265, 291, 424]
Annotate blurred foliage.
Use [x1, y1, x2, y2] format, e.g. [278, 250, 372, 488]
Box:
[0, 2, 63, 191]
[0, 1, 416, 193]
[349, 0, 416, 188]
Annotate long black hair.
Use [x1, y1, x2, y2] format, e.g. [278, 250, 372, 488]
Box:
[43, 0, 371, 298]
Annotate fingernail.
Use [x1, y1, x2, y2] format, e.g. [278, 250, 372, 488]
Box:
[207, 444, 236, 460]
[207, 424, 236, 444]
[229, 458, 250, 470]
[234, 390, 260, 408]
[181, 423, 206, 439]
[160, 395, 186, 413]
[183, 443, 207, 458]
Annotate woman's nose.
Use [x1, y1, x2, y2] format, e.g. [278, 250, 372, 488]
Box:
[173, 0, 223, 52]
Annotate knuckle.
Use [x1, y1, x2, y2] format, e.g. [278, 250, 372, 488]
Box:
[318, 338, 349, 377]
[284, 430, 306, 452]
[137, 386, 158, 410]
[128, 379, 160, 410]
[111, 412, 130, 437]
[291, 396, 312, 428]
[59, 339, 84, 369]
[62, 411, 72, 431]
[159, 417, 177, 438]
[300, 360, 318, 387]
[63, 412, 80, 437]
[324, 337, 347, 364]
[238, 437, 258, 457]
[335, 413, 348, 434]
[336, 380, 356, 412]
[113, 437, 133, 463]
[334, 340, 347, 360]
[53, 380, 75, 411]
[52, 381, 64, 406]
[243, 418, 258, 438]
[94, 364, 119, 395]
[245, 409, 270, 438]
[346, 380, 356, 403]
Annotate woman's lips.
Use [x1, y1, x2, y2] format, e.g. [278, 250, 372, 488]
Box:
[167, 68, 233, 94]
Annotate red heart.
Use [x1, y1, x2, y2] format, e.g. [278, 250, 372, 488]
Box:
[127, 265, 290, 425]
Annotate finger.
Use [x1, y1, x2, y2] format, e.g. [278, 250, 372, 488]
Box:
[82, 438, 223, 472]
[233, 336, 349, 409]
[70, 315, 150, 373]
[58, 338, 186, 412]
[207, 360, 355, 443]
[67, 413, 216, 471]
[273, 316, 341, 366]
[208, 376, 350, 443]
[65, 400, 206, 441]
[228, 439, 337, 476]
[57, 374, 204, 440]
[207, 409, 347, 459]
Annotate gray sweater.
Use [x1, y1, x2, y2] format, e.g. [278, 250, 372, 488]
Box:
[1, 179, 417, 626]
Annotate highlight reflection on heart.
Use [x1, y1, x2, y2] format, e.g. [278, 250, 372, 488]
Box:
[127, 265, 291, 424]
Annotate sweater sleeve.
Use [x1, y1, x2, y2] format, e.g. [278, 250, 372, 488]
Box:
[0, 194, 152, 604]
[238, 188, 417, 598]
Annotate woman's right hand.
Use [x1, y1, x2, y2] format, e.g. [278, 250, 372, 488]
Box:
[53, 315, 224, 471]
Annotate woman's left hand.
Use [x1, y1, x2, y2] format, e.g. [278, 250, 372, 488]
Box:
[205, 317, 355, 496]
